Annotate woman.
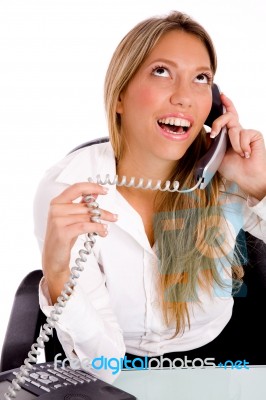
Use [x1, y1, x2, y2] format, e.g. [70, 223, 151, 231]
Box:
[34, 11, 266, 382]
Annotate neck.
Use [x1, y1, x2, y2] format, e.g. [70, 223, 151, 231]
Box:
[117, 154, 176, 183]
[116, 154, 176, 201]
[116, 152, 177, 248]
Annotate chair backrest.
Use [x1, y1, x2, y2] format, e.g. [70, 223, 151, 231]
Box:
[228, 231, 266, 364]
[0, 270, 66, 372]
[67, 136, 109, 154]
[0, 270, 42, 372]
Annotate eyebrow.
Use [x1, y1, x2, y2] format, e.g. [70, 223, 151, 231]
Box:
[147, 58, 212, 72]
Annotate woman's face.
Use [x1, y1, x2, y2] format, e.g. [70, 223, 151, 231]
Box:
[116, 30, 213, 165]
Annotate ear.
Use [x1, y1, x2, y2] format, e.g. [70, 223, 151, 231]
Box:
[116, 93, 124, 114]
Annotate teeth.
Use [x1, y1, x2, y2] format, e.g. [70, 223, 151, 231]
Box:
[158, 117, 191, 127]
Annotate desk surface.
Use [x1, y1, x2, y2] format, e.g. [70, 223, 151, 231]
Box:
[114, 366, 266, 400]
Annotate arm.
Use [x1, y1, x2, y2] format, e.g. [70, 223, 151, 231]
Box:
[212, 94, 266, 201]
[210, 93, 266, 243]
[242, 195, 266, 243]
[34, 173, 125, 383]
[41, 182, 110, 303]
[39, 237, 126, 383]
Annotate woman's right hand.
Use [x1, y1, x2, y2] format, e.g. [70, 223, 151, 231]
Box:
[42, 182, 117, 302]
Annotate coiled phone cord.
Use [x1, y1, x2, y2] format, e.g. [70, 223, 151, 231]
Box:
[4, 175, 203, 399]
[89, 174, 203, 193]
[4, 195, 99, 400]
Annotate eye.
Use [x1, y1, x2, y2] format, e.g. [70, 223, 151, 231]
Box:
[194, 73, 212, 84]
[152, 66, 170, 78]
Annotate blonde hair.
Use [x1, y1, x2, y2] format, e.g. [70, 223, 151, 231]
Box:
[104, 11, 217, 159]
[104, 11, 243, 335]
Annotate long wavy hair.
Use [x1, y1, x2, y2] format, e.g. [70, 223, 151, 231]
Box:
[104, 11, 243, 336]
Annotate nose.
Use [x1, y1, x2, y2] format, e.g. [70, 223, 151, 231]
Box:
[170, 82, 192, 108]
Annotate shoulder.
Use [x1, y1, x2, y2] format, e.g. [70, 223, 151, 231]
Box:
[37, 140, 115, 187]
[33, 140, 116, 241]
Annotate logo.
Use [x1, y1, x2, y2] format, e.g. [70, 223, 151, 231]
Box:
[218, 360, 249, 369]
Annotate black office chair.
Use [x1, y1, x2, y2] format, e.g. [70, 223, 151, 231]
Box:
[1, 137, 266, 372]
[67, 136, 109, 154]
[0, 269, 66, 372]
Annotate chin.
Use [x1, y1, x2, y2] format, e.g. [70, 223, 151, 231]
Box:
[163, 148, 188, 162]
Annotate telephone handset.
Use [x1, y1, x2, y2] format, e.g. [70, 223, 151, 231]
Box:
[195, 83, 227, 189]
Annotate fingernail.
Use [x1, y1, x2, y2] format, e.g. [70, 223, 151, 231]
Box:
[113, 214, 118, 221]
[102, 187, 109, 193]
[244, 152, 250, 159]
[210, 131, 217, 138]
[103, 224, 109, 232]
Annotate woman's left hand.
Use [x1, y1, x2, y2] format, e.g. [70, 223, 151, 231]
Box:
[211, 93, 266, 200]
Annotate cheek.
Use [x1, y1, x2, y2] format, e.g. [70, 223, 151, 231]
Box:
[130, 85, 158, 109]
[199, 96, 212, 123]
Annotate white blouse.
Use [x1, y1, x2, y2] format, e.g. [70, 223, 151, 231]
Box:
[34, 141, 266, 383]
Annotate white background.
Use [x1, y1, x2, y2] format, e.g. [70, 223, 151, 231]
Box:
[0, 0, 265, 356]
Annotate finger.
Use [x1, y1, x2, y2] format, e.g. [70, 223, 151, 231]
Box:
[49, 215, 109, 237]
[51, 182, 109, 204]
[69, 221, 109, 238]
[50, 203, 93, 216]
[239, 130, 252, 158]
[87, 208, 118, 222]
[210, 93, 241, 138]
[210, 112, 239, 138]
[220, 93, 239, 117]
[227, 127, 245, 157]
[50, 203, 118, 221]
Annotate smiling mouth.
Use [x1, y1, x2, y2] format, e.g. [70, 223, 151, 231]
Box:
[158, 117, 191, 135]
